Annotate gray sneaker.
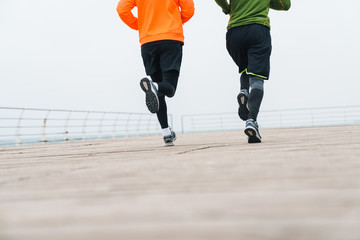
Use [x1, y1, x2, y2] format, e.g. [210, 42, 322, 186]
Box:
[237, 89, 249, 121]
[140, 78, 159, 113]
[163, 130, 177, 146]
[244, 119, 262, 143]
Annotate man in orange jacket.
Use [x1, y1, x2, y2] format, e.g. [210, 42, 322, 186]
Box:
[117, 0, 195, 146]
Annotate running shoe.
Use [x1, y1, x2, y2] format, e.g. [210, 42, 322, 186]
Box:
[140, 77, 159, 113]
[163, 130, 177, 146]
[237, 89, 249, 121]
[244, 119, 262, 143]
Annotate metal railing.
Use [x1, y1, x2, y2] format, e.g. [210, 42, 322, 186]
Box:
[181, 105, 360, 133]
[2, 105, 359, 146]
[0, 107, 172, 146]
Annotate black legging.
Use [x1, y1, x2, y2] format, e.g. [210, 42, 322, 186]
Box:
[150, 70, 179, 128]
[240, 73, 264, 121]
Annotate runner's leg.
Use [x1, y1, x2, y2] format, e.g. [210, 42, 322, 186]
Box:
[157, 70, 179, 97]
[248, 76, 264, 121]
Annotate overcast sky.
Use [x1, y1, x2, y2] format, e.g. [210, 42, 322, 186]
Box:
[1, 0, 359, 125]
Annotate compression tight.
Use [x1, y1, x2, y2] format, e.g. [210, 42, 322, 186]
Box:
[240, 73, 250, 91]
[150, 70, 179, 128]
[151, 70, 179, 97]
[248, 76, 264, 121]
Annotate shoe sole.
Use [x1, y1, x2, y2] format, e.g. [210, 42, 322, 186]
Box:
[140, 79, 159, 113]
[165, 141, 175, 147]
[244, 127, 261, 143]
[165, 135, 176, 147]
[237, 93, 249, 121]
[164, 136, 177, 146]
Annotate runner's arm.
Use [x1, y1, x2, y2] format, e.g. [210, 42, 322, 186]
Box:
[117, 0, 138, 30]
[214, 0, 230, 15]
[270, 0, 291, 10]
[179, 0, 195, 24]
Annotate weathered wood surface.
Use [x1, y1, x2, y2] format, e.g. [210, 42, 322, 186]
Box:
[1, 126, 360, 240]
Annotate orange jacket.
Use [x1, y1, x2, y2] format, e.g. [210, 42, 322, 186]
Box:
[117, 0, 195, 46]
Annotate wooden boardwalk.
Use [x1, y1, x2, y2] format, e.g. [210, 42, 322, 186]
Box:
[1, 126, 360, 240]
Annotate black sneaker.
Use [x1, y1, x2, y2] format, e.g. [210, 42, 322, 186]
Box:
[237, 89, 249, 121]
[163, 130, 177, 146]
[244, 119, 262, 143]
[140, 78, 159, 113]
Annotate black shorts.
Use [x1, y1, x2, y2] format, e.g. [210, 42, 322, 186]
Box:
[141, 40, 183, 76]
[226, 24, 272, 79]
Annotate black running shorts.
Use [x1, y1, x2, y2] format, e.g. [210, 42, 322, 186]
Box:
[226, 24, 272, 79]
[141, 40, 183, 76]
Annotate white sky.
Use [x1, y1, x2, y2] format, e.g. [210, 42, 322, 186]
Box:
[1, 0, 360, 127]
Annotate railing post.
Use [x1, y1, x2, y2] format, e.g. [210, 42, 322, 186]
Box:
[169, 114, 173, 130]
[64, 111, 72, 141]
[15, 109, 25, 146]
[42, 110, 51, 143]
[112, 113, 120, 139]
[146, 114, 152, 136]
[181, 115, 184, 134]
[98, 112, 106, 140]
[125, 114, 132, 137]
[82, 111, 90, 140]
[136, 114, 143, 137]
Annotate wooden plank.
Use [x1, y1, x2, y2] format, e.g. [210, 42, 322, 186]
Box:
[1, 126, 360, 240]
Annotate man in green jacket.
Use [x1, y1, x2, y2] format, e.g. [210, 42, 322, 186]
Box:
[215, 0, 291, 143]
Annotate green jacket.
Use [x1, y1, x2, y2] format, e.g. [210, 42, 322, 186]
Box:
[215, 0, 291, 30]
